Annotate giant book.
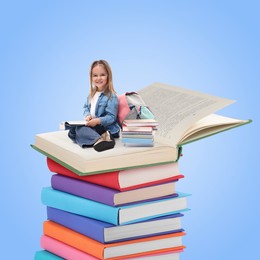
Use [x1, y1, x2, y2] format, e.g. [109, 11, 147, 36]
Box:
[32, 82, 251, 176]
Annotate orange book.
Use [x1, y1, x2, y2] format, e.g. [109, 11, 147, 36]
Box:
[43, 221, 185, 260]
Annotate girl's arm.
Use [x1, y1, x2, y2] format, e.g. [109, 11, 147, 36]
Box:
[83, 97, 91, 119]
[99, 94, 118, 127]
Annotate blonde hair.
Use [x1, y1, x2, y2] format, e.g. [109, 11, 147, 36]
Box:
[89, 60, 116, 98]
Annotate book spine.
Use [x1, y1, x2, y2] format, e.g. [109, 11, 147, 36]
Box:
[41, 187, 119, 225]
[47, 157, 122, 190]
[51, 174, 116, 206]
[40, 235, 99, 260]
[47, 207, 109, 243]
[43, 221, 104, 259]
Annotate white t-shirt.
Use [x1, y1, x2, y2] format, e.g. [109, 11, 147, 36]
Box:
[90, 91, 102, 117]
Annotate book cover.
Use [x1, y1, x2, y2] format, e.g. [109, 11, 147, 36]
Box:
[32, 82, 251, 176]
[47, 157, 184, 191]
[47, 207, 184, 243]
[40, 235, 99, 259]
[41, 187, 189, 225]
[43, 220, 186, 260]
[34, 249, 182, 260]
[51, 174, 178, 206]
[34, 250, 63, 260]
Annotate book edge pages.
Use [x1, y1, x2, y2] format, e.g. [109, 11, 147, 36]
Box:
[32, 130, 178, 175]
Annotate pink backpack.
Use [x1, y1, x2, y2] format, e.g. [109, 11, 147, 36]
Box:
[117, 92, 155, 126]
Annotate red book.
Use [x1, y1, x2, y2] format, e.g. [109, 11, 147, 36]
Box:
[47, 157, 184, 191]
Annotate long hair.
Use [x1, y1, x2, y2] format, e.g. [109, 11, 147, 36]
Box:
[89, 60, 116, 98]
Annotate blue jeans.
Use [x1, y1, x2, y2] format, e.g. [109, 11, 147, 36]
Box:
[65, 123, 119, 148]
[65, 124, 103, 147]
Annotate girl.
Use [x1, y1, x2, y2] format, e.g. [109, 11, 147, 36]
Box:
[67, 60, 120, 152]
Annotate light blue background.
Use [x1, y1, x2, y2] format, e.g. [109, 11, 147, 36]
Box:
[1, 1, 259, 259]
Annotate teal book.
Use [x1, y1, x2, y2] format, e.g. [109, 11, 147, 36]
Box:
[34, 250, 63, 260]
[41, 187, 189, 225]
[121, 137, 154, 145]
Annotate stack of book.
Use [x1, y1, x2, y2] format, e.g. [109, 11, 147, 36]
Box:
[121, 119, 158, 147]
[34, 154, 189, 260]
[33, 82, 251, 259]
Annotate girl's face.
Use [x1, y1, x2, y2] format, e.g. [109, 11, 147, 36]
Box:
[92, 64, 108, 91]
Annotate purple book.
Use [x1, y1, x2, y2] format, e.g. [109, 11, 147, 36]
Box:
[47, 207, 184, 243]
[51, 174, 178, 206]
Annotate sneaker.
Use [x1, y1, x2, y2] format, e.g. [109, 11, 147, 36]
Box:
[93, 131, 115, 152]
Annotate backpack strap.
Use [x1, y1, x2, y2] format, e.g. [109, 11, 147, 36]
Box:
[117, 93, 131, 125]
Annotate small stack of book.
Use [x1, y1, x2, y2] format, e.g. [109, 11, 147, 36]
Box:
[33, 156, 189, 259]
[121, 119, 159, 147]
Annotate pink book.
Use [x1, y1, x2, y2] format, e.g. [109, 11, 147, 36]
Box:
[41, 235, 98, 259]
[40, 235, 183, 260]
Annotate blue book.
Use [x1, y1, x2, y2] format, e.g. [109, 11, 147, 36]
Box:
[47, 207, 184, 243]
[121, 137, 154, 144]
[34, 250, 63, 260]
[41, 187, 189, 225]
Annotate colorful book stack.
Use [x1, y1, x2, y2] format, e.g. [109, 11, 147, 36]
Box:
[34, 156, 189, 260]
[33, 82, 251, 259]
[121, 119, 159, 147]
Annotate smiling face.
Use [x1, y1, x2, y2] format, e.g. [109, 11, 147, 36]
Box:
[91, 64, 108, 91]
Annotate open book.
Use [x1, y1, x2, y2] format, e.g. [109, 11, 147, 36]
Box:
[32, 82, 251, 175]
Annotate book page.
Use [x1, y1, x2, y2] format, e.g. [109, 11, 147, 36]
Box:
[179, 114, 248, 144]
[138, 82, 235, 146]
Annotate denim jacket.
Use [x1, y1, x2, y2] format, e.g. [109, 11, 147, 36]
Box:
[83, 92, 120, 134]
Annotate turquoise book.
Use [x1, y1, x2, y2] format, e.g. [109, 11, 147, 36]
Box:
[41, 187, 189, 225]
[34, 250, 63, 260]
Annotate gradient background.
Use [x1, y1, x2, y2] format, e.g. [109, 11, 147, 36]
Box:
[1, 1, 259, 259]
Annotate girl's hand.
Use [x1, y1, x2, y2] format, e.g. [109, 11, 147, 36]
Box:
[85, 115, 92, 122]
[86, 118, 101, 127]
